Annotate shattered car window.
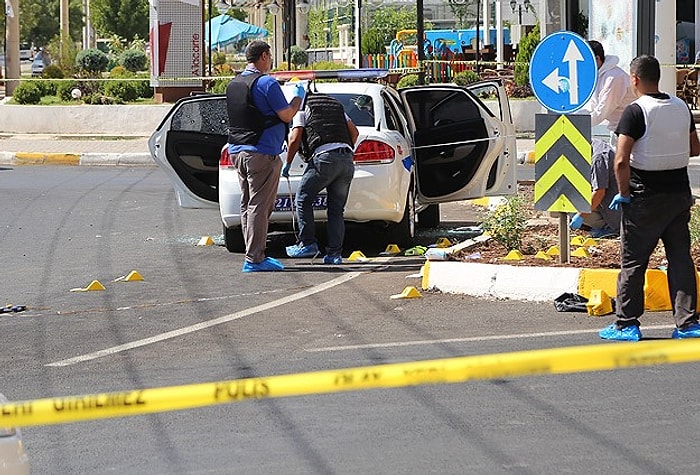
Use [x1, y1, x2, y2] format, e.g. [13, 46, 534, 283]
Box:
[171, 98, 229, 135]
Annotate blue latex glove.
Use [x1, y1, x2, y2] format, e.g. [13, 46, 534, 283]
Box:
[609, 193, 631, 210]
[570, 213, 584, 230]
[292, 83, 306, 101]
[281, 162, 291, 178]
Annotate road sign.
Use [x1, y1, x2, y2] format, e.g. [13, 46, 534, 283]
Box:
[529, 31, 597, 113]
[534, 114, 591, 213]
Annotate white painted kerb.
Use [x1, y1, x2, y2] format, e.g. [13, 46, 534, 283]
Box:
[425, 261, 580, 302]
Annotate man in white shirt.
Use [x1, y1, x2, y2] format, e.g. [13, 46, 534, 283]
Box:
[584, 40, 636, 143]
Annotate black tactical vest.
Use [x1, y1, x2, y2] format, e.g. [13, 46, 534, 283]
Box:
[301, 94, 353, 157]
[226, 72, 281, 145]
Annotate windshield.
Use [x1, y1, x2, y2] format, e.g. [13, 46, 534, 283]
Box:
[328, 93, 375, 127]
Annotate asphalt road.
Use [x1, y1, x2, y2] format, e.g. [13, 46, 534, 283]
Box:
[1, 165, 699, 474]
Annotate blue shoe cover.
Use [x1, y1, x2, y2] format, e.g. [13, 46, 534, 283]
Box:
[286, 242, 320, 258]
[672, 323, 700, 339]
[599, 323, 641, 341]
[323, 254, 342, 265]
[242, 257, 285, 273]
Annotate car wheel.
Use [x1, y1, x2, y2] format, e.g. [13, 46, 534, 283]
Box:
[387, 187, 416, 246]
[418, 204, 440, 228]
[224, 224, 245, 253]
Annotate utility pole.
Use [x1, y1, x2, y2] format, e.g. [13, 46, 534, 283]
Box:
[61, 0, 70, 57]
[5, 0, 20, 95]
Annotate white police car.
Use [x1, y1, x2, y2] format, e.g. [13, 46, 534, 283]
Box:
[149, 69, 517, 252]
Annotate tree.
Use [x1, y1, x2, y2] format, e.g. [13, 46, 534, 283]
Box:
[366, 6, 419, 47]
[15, 0, 84, 46]
[90, 0, 149, 42]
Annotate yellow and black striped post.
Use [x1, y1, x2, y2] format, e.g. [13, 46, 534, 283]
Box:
[534, 114, 592, 263]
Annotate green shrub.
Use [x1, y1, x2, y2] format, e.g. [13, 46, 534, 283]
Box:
[290, 45, 308, 69]
[12, 81, 43, 104]
[109, 65, 131, 78]
[56, 80, 80, 101]
[212, 51, 227, 66]
[42, 64, 64, 79]
[453, 70, 480, 86]
[309, 61, 347, 70]
[76, 48, 109, 73]
[119, 49, 148, 72]
[480, 194, 529, 251]
[514, 23, 540, 87]
[37, 79, 58, 97]
[134, 79, 154, 99]
[208, 78, 229, 94]
[104, 80, 139, 102]
[690, 205, 700, 248]
[362, 28, 386, 55]
[397, 74, 420, 89]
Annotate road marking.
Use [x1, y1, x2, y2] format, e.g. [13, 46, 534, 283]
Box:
[47, 271, 365, 367]
[304, 324, 678, 353]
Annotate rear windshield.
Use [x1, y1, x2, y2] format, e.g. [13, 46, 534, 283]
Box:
[328, 93, 375, 127]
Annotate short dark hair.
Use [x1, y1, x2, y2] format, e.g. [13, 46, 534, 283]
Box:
[588, 40, 604, 61]
[245, 40, 270, 63]
[630, 55, 660, 83]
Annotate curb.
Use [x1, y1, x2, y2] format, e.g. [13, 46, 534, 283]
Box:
[421, 261, 693, 312]
[0, 151, 154, 167]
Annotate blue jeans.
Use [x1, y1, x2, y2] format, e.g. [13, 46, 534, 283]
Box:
[296, 148, 354, 256]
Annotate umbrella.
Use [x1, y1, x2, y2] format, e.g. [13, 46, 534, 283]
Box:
[205, 14, 269, 50]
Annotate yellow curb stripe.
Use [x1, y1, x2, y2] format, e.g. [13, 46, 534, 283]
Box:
[14, 152, 80, 165]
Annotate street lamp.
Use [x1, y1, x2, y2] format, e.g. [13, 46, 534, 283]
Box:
[296, 0, 310, 15]
[509, 0, 532, 25]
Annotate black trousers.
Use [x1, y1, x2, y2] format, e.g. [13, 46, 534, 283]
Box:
[616, 190, 698, 329]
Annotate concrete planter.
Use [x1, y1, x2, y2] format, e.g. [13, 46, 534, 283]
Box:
[0, 104, 172, 136]
[0, 99, 543, 136]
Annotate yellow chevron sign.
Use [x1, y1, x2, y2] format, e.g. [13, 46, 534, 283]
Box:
[534, 114, 592, 213]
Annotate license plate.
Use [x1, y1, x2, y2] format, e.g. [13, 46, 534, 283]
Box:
[274, 194, 327, 211]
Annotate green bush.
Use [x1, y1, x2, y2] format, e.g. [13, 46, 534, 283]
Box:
[119, 49, 148, 72]
[397, 74, 420, 89]
[514, 23, 540, 87]
[134, 78, 154, 99]
[480, 194, 529, 251]
[12, 81, 43, 104]
[290, 45, 308, 69]
[453, 70, 480, 86]
[212, 51, 227, 66]
[37, 79, 58, 97]
[42, 64, 64, 79]
[76, 48, 109, 73]
[104, 80, 139, 102]
[309, 61, 347, 70]
[362, 28, 386, 55]
[56, 80, 80, 101]
[208, 78, 229, 94]
[109, 65, 130, 78]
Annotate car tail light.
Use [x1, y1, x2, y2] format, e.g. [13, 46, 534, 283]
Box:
[354, 139, 395, 164]
[220, 147, 234, 168]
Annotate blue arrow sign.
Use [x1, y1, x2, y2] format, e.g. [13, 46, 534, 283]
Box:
[529, 31, 597, 113]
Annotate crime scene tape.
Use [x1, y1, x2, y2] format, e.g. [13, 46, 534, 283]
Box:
[2, 339, 700, 428]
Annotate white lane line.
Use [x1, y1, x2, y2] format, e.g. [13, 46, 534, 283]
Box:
[47, 272, 363, 367]
[303, 324, 678, 353]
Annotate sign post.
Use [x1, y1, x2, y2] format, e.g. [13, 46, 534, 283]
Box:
[529, 31, 597, 263]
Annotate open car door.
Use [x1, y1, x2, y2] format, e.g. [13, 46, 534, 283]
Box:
[148, 95, 227, 209]
[398, 81, 516, 203]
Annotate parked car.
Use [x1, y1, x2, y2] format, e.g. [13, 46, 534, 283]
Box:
[148, 69, 517, 252]
[31, 50, 50, 77]
[0, 394, 30, 474]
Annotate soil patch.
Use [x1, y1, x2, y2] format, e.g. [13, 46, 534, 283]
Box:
[454, 182, 700, 269]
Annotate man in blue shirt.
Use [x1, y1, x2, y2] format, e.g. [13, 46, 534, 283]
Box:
[227, 41, 304, 273]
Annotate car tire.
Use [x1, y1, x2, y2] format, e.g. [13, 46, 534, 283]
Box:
[418, 204, 440, 228]
[224, 224, 245, 253]
[387, 187, 416, 246]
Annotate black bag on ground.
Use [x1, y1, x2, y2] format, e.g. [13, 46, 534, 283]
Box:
[553, 293, 588, 312]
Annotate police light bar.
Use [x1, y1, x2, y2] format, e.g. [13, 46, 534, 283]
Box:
[270, 68, 389, 82]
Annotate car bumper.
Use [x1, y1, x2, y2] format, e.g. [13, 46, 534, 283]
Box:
[219, 163, 410, 229]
